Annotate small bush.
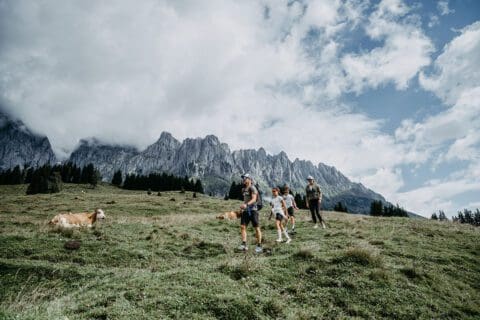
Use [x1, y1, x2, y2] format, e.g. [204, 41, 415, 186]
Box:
[369, 269, 390, 281]
[262, 299, 283, 318]
[293, 248, 314, 260]
[64, 240, 81, 250]
[400, 266, 425, 280]
[183, 241, 226, 258]
[335, 247, 382, 267]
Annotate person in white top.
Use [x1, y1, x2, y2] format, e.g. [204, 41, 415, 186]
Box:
[282, 186, 298, 232]
[268, 187, 291, 243]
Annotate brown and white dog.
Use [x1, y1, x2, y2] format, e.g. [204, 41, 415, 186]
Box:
[216, 210, 242, 220]
[49, 209, 106, 228]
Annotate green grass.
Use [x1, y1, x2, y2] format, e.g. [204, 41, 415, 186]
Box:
[0, 183, 479, 319]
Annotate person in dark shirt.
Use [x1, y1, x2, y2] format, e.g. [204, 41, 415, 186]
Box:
[305, 175, 326, 229]
[238, 173, 263, 253]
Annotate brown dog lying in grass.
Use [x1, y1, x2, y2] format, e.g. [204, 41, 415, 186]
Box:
[216, 210, 242, 220]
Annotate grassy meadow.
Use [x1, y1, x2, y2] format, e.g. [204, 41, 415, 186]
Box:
[0, 183, 479, 319]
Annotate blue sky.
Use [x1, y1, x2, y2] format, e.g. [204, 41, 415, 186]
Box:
[0, 0, 479, 217]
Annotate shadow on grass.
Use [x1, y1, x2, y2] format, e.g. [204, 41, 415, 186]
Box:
[182, 241, 226, 259]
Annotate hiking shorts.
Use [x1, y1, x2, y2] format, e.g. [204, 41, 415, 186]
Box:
[275, 213, 286, 221]
[241, 209, 259, 227]
[287, 207, 294, 217]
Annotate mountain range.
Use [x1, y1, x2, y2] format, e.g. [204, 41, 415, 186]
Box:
[1, 111, 389, 214]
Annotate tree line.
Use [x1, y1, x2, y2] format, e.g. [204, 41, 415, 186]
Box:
[0, 163, 99, 189]
[433, 209, 480, 227]
[453, 209, 480, 226]
[369, 200, 408, 217]
[120, 171, 204, 193]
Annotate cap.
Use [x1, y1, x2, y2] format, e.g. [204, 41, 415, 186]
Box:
[306, 175, 314, 180]
[241, 173, 252, 180]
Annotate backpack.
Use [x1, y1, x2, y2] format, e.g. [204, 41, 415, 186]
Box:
[254, 183, 263, 211]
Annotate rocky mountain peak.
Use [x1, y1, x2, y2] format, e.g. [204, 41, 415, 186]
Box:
[0, 111, 56, 170]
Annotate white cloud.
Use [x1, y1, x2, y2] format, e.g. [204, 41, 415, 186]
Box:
[357, 167, 404, 199]
[0, 0, 409, 179]
[391, 21, 480, 217]
[437, 0, 454, 16]
[420, 21, 480, 105]
[394, 175, 480, 217]
[410, 21, 480, 162]
[428, 14, 439, 28]
[341, 0, 434, 92]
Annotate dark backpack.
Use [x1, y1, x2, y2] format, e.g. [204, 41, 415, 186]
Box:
[254, 183, 263, 211]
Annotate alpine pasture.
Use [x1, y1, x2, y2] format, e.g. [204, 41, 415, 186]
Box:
[1, 184, 479, 319]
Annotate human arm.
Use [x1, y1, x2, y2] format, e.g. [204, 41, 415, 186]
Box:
[281, 199, 289, 219]
[291, 195, 299, 210]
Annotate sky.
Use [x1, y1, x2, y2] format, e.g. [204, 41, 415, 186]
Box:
[0, 0, 479, 217]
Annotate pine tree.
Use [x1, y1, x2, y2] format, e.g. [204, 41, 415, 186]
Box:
[112, 170, 123, 186]
[194, 179, 204, 194]
[26, 165, 62, 195]
[438, 210, 447, 221]
[474, 209, 480, 226]
[334, 202, 348, 213]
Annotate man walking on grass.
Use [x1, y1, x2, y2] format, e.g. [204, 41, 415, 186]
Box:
[238, 173, 263, 253]
[305, 175, 326, 229]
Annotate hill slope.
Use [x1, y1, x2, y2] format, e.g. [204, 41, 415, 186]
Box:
[0, 185, 478, 319]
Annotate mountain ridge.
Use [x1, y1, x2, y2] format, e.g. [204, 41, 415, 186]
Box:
[0, 111, 398, 214]
[68, 131, 387, 214]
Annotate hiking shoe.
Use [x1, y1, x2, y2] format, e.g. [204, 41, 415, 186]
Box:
[321, 222, 326, 229]
[255, 246, 263, 253]
[275, 238, 283, 243]
[238, 244, 248, 251]
[313, 224, 319, 229]
[285, 238, 291, 244]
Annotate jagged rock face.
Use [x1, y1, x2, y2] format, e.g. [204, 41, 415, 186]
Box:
[69, 138, 139, 180]
[0, 112, 56, 170]
[67, 131, 386, 214]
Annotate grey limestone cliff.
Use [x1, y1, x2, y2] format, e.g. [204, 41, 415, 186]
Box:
[0, 112, 56, 170]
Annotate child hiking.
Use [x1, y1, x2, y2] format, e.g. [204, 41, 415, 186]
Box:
[269, 187, 291, 244]
[282, 185, 298, 233]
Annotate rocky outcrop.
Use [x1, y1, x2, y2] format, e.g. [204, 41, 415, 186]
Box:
[0, 112, 56, 170]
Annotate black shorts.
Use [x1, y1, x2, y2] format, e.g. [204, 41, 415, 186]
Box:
[287, 207, 294, 217]
[275, 213, 285, 221]
[241, 209, 259, 227]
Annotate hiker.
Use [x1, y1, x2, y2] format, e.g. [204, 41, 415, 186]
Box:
[269, 187, 291, 243]
[282, 185, 298, 232]
[238, 173, 263, 253]
[305, 175, 326, 229]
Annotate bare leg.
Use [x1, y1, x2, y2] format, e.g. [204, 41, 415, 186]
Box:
[254, 227, 262, 245]
[241, 224, 247, 242]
